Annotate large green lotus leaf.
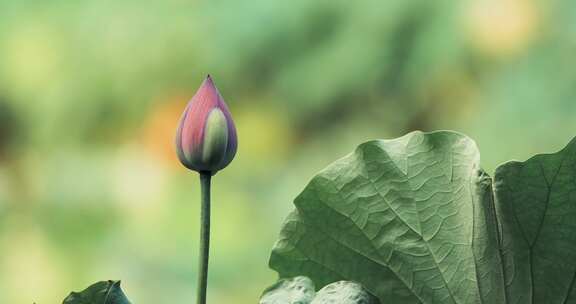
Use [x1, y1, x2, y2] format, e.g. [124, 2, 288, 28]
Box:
[494, 137, 576, 303]
[62, 280, 132, 304]
[270, 131, 507, 303]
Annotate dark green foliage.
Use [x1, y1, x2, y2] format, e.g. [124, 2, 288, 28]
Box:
[62, 281, 131, 304]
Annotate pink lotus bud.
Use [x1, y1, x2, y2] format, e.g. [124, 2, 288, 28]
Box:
[175, 75, 238, 174]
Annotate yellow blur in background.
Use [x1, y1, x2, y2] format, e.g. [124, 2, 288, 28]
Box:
[0, 0, 575, 303]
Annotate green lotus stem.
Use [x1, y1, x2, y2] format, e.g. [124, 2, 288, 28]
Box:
[197, 172, 211, 304]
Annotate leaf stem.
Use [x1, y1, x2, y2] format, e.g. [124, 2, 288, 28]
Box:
[197, 172, 211, 304]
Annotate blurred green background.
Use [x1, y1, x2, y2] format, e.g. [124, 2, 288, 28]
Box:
[0, 0, 575, 303]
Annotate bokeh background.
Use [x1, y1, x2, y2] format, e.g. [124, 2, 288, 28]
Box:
[0, 0, 575, 303]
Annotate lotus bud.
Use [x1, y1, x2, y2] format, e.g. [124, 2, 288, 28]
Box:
[175, 75, 238, 174]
